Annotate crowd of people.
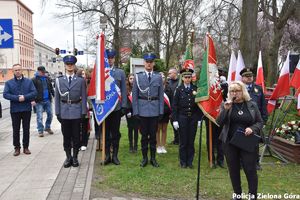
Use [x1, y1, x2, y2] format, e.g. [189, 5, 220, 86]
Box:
[2, 50, 267, 200]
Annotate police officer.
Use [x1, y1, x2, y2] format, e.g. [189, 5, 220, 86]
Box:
[240, 68, 268, 170]
[172, 68, 202, 168]
[103, 49, 127, 165]
[55, 55, 87, 168]
[132, 53, 164, 167]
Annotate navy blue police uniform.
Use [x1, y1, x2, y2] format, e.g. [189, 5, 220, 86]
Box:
[172, 68, 202, 168]
[55, 55, 87, 168]
[103, 49, 127, 165]
[132, 53, 164, 167]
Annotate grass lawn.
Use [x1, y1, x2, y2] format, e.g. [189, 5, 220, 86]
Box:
[92, 115, 300, 199]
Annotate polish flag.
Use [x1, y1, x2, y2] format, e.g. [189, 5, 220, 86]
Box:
[255, 51, 266, 93]
[235, 50, 245, 81]
[290, 58, 300, 91]
[267, 51, 291, 113]
[297, 88, 300, 116]
[227, 50, 236, 84]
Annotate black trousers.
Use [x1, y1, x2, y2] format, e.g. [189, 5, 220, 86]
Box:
[126, 116, 139, 148]
[178, 114, 197, 166]
[223, 142, 258, 196]
[11, 111, 31, 149]
[80, 118, 90, 147]
[205, 118, 224, 164]
[105, 110, 121, 150]
[61, 118, 81, 150]
[139, 116, 159, 153]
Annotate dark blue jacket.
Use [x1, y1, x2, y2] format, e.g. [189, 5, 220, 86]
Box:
[3, 75, 37, 113]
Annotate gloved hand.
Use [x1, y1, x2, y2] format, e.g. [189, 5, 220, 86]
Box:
[197, 121, 201, 127]
[127, 112, 132, 118]
[158, 114, 163, 121]
[173, 121, 179, 130]
[56, 115, 62, 123]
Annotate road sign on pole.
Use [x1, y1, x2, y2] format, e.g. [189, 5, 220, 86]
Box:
[0, 19, 14, 48]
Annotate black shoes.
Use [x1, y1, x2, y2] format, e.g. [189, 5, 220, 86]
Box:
[64, 157, 73, 168]
[72, 157, 79, 167]
[217, 161, 225, 168]
[112, 156, 120, 165]
[150, 159, 159, 167]
[140, 158, 148, 167]
[104, 155, 111, 165]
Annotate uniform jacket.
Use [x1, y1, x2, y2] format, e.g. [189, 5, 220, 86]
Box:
[216, 101, 263, 143]
[110, 67, 127, 111]
[132, 71, 164, 117]
[3, 75, 37, 113]
[172, 83, 201, 121]
[32, 75, 55, 102]
[248, 83, 268, 123]
[55, 75, 87, 119]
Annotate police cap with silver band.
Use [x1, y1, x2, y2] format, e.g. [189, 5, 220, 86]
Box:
[240, 68, 254, 77]
[143, 53, 156, 61]
[106, 49, 116, 58]
[63, 55, 77, 64]
[180, 68, 194, 76]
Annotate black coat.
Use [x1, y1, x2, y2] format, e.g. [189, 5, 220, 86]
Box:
[32, 76, 54, 102]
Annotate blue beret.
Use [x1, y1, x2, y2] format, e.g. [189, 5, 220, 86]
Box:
[63, 55, 77, 64]
[106, 49, 116, 58]
[143, 53, 156, 61]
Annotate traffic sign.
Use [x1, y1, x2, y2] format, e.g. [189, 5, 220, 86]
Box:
[60, 49, 66, 54]
[78, 51, 84, 55]
[0, 19, 14, 48]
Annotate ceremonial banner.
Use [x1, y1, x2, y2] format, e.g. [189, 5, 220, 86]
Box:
[88, 34, 120, 125]
[196, 33, 222, 125]
[267, 51, 290, 114]
[290, 58, 300, 91]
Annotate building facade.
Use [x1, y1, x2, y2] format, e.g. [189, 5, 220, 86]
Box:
[0, 0, 34, 82]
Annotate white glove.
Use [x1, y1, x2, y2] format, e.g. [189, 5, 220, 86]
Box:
[198, 121, 201, 127]
[173, 121, 179, 130]
[127, 112, 132, 118]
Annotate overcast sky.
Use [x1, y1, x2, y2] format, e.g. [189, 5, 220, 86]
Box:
[21, 0, 92, 65]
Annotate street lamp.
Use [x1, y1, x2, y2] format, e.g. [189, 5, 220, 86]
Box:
[77, 34, 89, 67]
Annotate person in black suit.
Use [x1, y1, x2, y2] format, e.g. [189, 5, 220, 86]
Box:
[216, 81, 263, 200]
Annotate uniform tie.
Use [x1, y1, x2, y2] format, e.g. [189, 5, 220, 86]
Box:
[69, 76, 72, 87]
[148, 72, 151, 82]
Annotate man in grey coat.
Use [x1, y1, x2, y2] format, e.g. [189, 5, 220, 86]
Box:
[55, 55, 87, 168]
[103, 49, 127, 165]
[132, 53, 164, 167]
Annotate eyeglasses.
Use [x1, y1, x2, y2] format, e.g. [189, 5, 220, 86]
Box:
[184, 76, 192, 79]
[229, 90, 242, 93]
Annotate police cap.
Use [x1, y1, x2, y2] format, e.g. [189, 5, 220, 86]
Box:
[240, 68, 254, 77]
[143, 53, 156, 61]
[63, 55, 77, 64]
[180, 68, 194, 76]
[106, 49, 116, 58]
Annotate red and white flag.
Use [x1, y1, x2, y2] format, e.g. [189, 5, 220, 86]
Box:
[267, 51, 291, 113]
[87, 34, 105, 103]
[235, 50, 245, 81]
[290, 58, 300, 91]
[255, 51, 266, 93]
[227, 50, 236, 84]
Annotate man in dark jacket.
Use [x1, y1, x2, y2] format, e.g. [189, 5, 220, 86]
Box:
[3, 64, 37, 156]
[32, 66, 55, 137]
[166, 68, 179, 145]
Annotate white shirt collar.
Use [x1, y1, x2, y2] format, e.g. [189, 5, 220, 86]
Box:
[67, 73, 74, 79]
[184, 83, 190, 88]
[145, 71, 153, 76]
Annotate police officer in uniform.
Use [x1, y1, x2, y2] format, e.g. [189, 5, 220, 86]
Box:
[132, 53, 164, 167]
[104, 49, 127, 165]
[240, 68, 268, 170]
[55, 55, 87, 168]
[172, 68, 202, 168]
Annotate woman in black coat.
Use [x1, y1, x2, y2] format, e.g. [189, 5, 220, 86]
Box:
[216, 81, 263, 200]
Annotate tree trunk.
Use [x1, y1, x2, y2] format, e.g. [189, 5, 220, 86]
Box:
[239, 0, 258, 68]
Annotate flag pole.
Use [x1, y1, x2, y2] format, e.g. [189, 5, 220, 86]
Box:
[209, 120, 213, 168]
[101, 120, 106, 164]
[196, 116, 204, 200]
